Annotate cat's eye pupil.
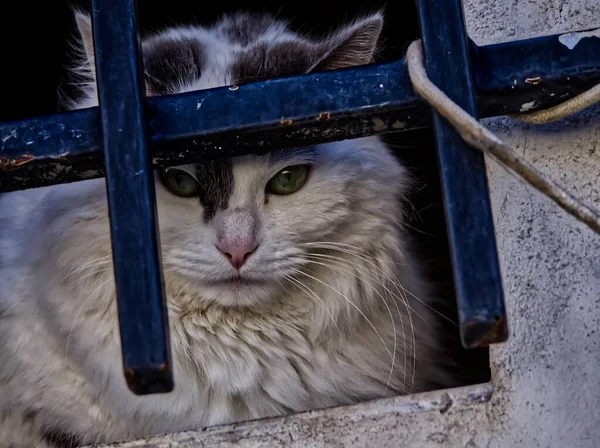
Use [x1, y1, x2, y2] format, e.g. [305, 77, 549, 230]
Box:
[266, 165, 310, 195]
[159, 167, 200, 198]
[280, 171, 293, 184]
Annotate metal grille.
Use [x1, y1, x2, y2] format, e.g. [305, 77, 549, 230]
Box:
[1, 0, 598, 394]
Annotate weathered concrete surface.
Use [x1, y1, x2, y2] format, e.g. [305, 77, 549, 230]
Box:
[95, 384, 494, 448]
[97, 2, 600, 447]
[465, 0, 600, 45]
[483, 108, 600, 448]
[470, 2, 600, 447]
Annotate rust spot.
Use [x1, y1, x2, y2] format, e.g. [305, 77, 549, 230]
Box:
[158, 363, 168, 371]
[229, 85, 239, 91]
[525, 76, 542, 85]
[318, 112, 331, 121]
[392, 120, 407, 130]
[280, 119, 293, 126]
[0, 154, 35, 171]
[463, 316, 508, 348]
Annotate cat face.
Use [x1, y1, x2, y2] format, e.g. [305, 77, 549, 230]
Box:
[153, 144, 380, 306]
[69, 11, 409, 307]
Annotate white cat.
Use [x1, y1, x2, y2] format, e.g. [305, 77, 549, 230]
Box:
[0, 10, 450, 447]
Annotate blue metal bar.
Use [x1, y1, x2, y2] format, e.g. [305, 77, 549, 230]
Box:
[0, 61, 428, 191]
[91, 0, 172, 394]
[1, 32, 599, 192]
[416, 0, 507, 348]
[472, 27, 600, 117]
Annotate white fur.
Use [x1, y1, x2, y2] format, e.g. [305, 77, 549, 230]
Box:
[0, 11, 447, 446]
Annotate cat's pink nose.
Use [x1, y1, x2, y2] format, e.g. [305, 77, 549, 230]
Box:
[217, 241, 258, 269]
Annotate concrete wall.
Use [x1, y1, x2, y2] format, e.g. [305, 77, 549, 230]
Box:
[97, 2, 600, 447]
[470, 2, 600, 446]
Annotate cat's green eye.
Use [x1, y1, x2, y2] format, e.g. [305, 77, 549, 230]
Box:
[266, 165, 310, 195]
[159, 167, 200, 197]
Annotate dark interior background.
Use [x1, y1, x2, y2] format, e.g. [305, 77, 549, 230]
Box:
[0, 1, 490, 387]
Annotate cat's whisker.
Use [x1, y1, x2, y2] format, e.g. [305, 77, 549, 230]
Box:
[289, 266, 393, 360]
[302, 255, 411, 374]
[304, 252, 418, 391]
[275, 277, 293, 295]
[163, 261, 221, 280]
[163, 264, 212, 293]
[402, 222, 435, 237]
[64, 256, 112, 279]
[301, 244, 419, 388]
[165, 252, 218, 267]
[301, 244, 419, 315]
[303, 242, 457, 391]
[264, 251, 309, 264]
[280, 275, 342, 338]
[305, 243, 420, 388]
[270, 247, 307, 258]
[297, 255, 401, 392]
[302, 241, 457, 326]
[71, 255, 112, 269]
[69, 268, 114, 283]
[302, 241, 396, 263]
[304, 252, 421, 318]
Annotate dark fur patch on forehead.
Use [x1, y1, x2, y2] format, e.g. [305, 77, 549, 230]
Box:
[231, 41, 318, 85]
[143, 37, 204, 96]
[195, 159, 234, 222]
[217, 13, 282, 46]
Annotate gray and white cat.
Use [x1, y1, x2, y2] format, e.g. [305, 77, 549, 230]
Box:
[0, 10, 450, 447]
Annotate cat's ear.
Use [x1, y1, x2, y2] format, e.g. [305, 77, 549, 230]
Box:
[74, 11, 95, 70]
[309, 12, 384, 72]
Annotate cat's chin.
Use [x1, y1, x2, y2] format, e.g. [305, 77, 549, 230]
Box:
[198, 279, 281, 307]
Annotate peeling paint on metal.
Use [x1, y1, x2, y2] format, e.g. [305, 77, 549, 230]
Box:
[0, 154, 35, 171]
[525, 77, 542, 85]
[1, 129, 17, 144]
[558, 27, 600, 50]
[520, 100, 537, 112]
[372, 117, 387, 132]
